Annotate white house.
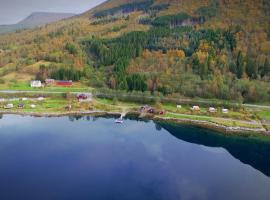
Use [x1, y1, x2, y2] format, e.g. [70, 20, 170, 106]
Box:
[209, 107, 217, 113]
[222, 109, 229, 114]
[30, 80, 42, 88]
[191, 106, 200, 111]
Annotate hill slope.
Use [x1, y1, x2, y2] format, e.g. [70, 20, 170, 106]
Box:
[0, 12, 75, 34]
[0, 0, 269, 103]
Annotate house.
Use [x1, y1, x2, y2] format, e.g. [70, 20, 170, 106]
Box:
[30, 80, 42, 88]
[30, 104, 36, 108]
[222, 109, 229, 114]
[177, 105, 182, 109]
[37, 97, 45, 101]
[209, 107, 217, 113]
[56, 80, 73, 87]
[45, 79, 55, 85]
[191, 106, 200, 111]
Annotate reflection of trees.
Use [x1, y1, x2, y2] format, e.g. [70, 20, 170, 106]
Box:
[157, 122, 270, 178]
[68, 115, 84, 122]
[155, 123, 162, 131]
[0, 114, 3, 119]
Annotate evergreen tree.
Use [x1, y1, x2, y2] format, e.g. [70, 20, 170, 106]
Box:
[236, 51, 245, 79]
[246, 57, 257, 79]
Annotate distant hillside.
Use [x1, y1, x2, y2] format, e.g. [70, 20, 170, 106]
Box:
[0, 0, 269, 103]
[0, 12, 75, 34]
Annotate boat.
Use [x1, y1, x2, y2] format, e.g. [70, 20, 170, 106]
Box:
[115, 117, 124, 124]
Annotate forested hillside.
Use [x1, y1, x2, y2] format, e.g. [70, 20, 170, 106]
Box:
[0, 0, 269, 103]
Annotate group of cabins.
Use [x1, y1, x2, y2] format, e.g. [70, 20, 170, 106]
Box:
[2, 97, 44, 109]
[189, 105, 229, 114]
[30, 79, 73, 88]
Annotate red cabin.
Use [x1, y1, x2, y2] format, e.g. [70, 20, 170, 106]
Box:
[56, 80, 73, 87]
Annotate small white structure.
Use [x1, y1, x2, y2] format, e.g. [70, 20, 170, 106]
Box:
[30, 80, 42, 88]
[37, 97, 45, 101]
[177, 105, 182, 109]
[30, 104, 36, 108]
[222, 109, 229, 114]
[4, 104, 13, 109]
[22, 97, 28, 101]
[209, 107, 217, 113]
[191, 106, 200, 111]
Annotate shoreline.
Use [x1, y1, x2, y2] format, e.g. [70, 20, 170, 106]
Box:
[1, 110, 269, 137]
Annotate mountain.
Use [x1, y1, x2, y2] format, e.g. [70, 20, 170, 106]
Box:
[0, 12, 75, 34]
[0, 0, 269, 102]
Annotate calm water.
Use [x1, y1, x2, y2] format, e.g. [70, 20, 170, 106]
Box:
[0, 115, 270, 200]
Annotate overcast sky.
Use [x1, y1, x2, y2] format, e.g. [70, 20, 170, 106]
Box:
[0, 0, 106, 25]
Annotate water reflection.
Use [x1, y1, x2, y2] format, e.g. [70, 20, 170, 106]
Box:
[0, 114, 269, 200]
[158, 122, 270, 177]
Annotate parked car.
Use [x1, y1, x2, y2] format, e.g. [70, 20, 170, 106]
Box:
[77, 94, 88, 100]
[18, 103, 25, 109]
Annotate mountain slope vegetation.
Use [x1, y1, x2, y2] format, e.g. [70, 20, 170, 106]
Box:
[0, 0, 269, 103]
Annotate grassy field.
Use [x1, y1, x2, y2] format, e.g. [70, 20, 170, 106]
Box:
[0, 82, 93, 93]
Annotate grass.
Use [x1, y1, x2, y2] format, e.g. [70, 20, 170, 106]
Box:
[165, 112, 212, 121]
[164, 112, 263, 129]
[257, 110, 270, 121]
[0, 82, 92, 93]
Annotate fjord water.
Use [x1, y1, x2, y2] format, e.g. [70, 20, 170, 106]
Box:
[0, 115, 270, 200]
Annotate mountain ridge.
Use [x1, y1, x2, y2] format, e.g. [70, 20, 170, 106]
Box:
[0, 12, 75, 34]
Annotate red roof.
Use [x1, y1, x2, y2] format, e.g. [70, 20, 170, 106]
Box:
[56, 80, 73, 86]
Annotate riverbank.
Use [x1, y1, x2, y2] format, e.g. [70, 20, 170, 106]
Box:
[0, 90, 269, 137]
[1, 109, 269, 137]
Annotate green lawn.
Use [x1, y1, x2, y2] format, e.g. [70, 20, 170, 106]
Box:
[257, 110, 270, 121]
[0, 82, 92, 93]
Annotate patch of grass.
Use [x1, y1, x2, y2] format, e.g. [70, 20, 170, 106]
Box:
[257, 110, 270, 121]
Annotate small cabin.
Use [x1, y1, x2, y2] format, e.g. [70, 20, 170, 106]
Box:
[222, 109, 229, 114]
[30, 80, 42, 88]
[37, 97, 45, 101]
[191, 106, 200, 111]
[209, 107, 217, 113]
[56, 80, 73, 87]
[4, 104, 13, 109]
[177, 105, 182, 109]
